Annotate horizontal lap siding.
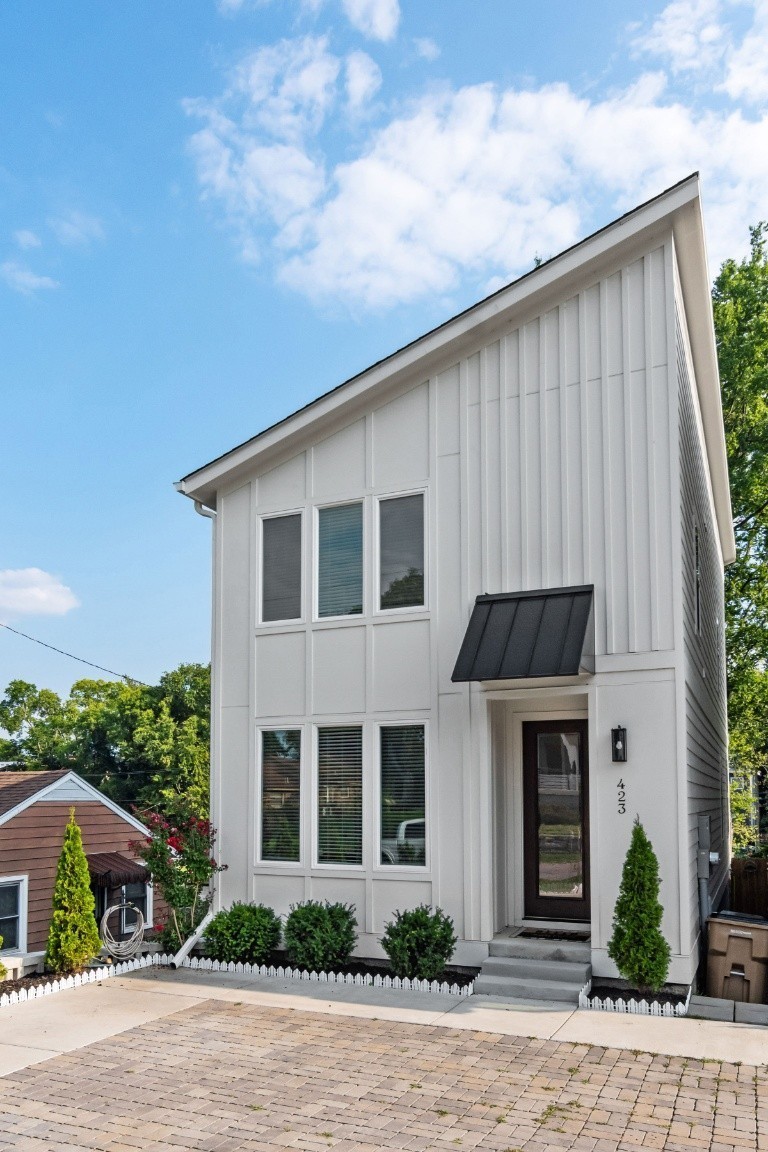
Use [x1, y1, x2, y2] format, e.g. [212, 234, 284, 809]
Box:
[0, 801, 154, 953]
[677, 301, 729, 954]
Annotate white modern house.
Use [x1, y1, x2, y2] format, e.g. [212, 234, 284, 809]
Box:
[177, 174, 733, 995]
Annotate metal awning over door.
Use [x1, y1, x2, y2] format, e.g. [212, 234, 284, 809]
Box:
[451, 585, 594, 682]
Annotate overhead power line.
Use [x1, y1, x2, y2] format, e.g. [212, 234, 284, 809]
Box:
[0, 622, 147, 685]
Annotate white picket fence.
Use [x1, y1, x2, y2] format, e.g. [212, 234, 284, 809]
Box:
[1, 951, 473, 1008]
[579, 982, 692, 1017]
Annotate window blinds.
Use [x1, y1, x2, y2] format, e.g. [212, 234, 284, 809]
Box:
[261, 730, 301, 861]
[0, 882, 20, 949]
[318, 503, 363, 617]
[379, 494, 424, 609]
[317, 726, 363, 864]
[380, 725, 426, 866]
[262, 514, 302, 621]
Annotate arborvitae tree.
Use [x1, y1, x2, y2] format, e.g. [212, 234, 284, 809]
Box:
[0, 938, 7, 981]
[607, 817, 671, 993]
[45, 808, 101, 973]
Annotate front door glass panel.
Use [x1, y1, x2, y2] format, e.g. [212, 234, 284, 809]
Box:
[536, 732, 583, 899]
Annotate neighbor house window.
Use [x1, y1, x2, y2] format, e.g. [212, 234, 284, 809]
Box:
[379, 494, 424, 610]
[261, 729, 301, 862]
[262, 513, 302, 622]
[121, 882, 149, 933]
[317, 726, 363, 865]
[380, 725, 426, 866]
[318, 503, 363, 617]
[0, 878, 24, 951]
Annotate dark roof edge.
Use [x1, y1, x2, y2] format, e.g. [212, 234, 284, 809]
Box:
[178, 174, 699, 488]
[474, 584, 594, 604]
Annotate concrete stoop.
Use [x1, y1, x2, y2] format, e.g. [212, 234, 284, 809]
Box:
[474, 934, 591, 1003]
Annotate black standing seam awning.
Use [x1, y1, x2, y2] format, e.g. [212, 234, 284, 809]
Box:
[451, 585, 594, 682]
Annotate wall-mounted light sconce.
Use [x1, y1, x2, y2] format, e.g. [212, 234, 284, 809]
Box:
[611, 726, 627, 763]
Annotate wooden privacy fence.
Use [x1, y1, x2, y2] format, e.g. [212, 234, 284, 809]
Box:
[731, 858, 768, 918]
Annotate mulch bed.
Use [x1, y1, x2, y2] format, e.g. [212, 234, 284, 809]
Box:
[587, 979, 689, 1010]
[192, 949, 479, 988]
[0, 965, 109, 997]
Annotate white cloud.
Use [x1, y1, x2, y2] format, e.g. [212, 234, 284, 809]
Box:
[414, 37, 440, 61]
[721, 0, 768, 103]
[13, 229, 41, 249]
[0, 569, 79, 616]
[345, 51, 382, 109]
[341, 0, 399, 40]
[229, 36, 340, 141]
[1, 261, 60, 296]
[630, 0, 728, 73]
[47, 210, 105, 247]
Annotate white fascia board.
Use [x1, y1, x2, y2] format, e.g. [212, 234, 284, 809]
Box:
[178, 175, 723, 516]
[0, 770, 151, 836]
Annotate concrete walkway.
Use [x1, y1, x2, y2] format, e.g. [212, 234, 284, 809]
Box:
[1, 965, 767, 1077]
[1, 970, 766, 1152]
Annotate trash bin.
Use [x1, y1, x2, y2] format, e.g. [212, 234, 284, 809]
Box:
[707, 914, 768, 1003]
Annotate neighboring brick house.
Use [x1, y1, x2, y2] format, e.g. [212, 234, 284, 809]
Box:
[0, 770, 154, 972]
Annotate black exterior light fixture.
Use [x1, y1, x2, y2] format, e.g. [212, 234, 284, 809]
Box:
[611, 726, 627, 763]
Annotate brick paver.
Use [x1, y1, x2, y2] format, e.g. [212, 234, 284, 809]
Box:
[0, 1000, 766, 1151]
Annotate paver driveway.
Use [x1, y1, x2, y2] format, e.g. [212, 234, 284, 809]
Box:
[1, 998, 766, 1152]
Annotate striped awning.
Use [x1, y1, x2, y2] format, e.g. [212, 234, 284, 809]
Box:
[86, 852, 149, 888]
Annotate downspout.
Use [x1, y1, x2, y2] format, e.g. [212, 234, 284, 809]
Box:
[194, 500, 216, 520]
[170, 909, 214, 968]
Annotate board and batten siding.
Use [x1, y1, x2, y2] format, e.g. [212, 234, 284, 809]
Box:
[212, 239, 684, 949]
[677, 300, 729, 955]
[0, 801, 154, 953]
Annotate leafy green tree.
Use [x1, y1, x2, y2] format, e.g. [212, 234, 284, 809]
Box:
[607, 817, 671, 993]
[45, 809, 102, 973]
[0, 663, 211, 820]
[713, 224, 768, 847]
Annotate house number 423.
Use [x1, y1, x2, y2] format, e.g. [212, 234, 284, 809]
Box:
[617, 780, 626, 815]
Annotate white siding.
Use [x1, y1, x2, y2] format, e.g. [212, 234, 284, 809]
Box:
[677, 300, 730, 957]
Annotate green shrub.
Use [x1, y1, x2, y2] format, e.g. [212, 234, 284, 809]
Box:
[381, 904, 457, 980]
[284, 901, 357, 970]
[45, 808, 102, 974]
[607, 816, 671, 993]
[204, 902, 281, 965]
[0, 936, 6, 981]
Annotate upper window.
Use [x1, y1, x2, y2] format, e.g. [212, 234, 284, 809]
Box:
[318, 503, 363, 617]
[317, 726, 363, 865]
[261, 729, 301, 862]
[379, 494, 424, 610]
[0, 880, 21, 950]
[379, 725, 426, 867]
[262, 513, 302, 622]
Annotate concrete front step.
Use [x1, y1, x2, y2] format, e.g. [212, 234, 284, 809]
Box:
[489, 936, 590, 964]
[473, 973, 584, 1003]
[480, 954, 590, 984]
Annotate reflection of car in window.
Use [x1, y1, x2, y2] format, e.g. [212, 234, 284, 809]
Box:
[381, 818, 425, 865]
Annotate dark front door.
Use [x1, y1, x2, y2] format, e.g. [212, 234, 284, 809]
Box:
[523, 719, 590, 921]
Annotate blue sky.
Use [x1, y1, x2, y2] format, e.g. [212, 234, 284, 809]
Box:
[1, 0, 767, 697]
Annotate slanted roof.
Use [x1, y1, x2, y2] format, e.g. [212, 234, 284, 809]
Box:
[0, 771, 69, 819]
[452, 587, 594, 682]
[174, 173, 734, 565]
[87, 852, 149, 888]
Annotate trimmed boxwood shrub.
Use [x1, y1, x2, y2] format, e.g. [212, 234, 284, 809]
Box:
[284, 900, 357, 971]
[382, 904, 457, 981]
[204, 902, 281, 965]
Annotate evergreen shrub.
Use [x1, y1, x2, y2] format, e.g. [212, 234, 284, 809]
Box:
[0, 937, 6, 981]
[45, 808, 102, 973]
[284, 900, 357, 970]
[607, 816, 671, 993]
[381, 904, 457, 980]
[204, 902, 281, 965]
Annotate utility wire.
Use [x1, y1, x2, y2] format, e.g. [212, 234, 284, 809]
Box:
[0, 621, 147, 685]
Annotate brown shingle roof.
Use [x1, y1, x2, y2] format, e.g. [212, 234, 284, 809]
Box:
[86, 852, 149, 888]
[0, 770, 69, 818]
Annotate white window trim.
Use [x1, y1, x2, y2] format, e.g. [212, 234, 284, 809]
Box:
[120, 881, 153, 935]
[314, 498, 366, 623]
[312, 722, 367, 870]
[374, 488, 428, 616]
[258, 508, 305, 626]
[256, 725, 304, 867]
[374, 720, 430, 873]
[0, 874, 28, 954]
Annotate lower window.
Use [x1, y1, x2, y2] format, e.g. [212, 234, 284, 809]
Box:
[380, 725, 426, 866]
[121, 882, 148, 933]
[261, 729, 301, 862]
[0, 880, 22, 950]
[318, 726, 363, 865]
